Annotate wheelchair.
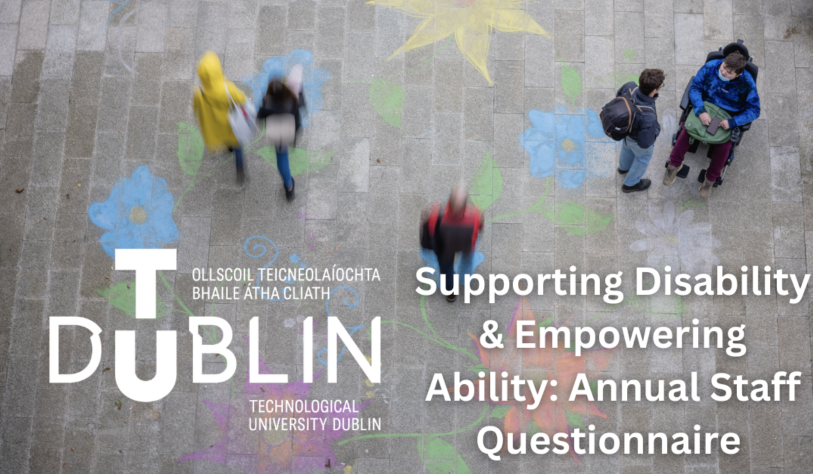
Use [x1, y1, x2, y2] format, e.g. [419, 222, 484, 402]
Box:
[667, 39, 759, 187]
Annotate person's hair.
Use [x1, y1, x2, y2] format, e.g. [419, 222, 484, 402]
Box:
[638, 69, 665, 96]
[723, 51, 747, 75]
[265, 79, 298, 110]
[449, 184, 468, 216]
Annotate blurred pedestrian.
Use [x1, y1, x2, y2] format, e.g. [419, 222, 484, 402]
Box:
[257, 65, 305, 201]
[420, 184, 483, 303]
[193, 51, 249, 174]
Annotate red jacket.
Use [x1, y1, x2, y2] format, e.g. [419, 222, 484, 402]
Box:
[427, 201, 483, 258]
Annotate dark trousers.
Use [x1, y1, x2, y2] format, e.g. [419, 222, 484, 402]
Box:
[436, 251, 474, 293]
[438, 255, 456, 293]
[669, 127, 733, 182]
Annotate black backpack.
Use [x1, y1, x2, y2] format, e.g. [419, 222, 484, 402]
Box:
[419, 205, 444, 251]
[599, 86, 655, 141]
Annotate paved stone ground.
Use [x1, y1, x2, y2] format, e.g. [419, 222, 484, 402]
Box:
[1, 0, 812, 472]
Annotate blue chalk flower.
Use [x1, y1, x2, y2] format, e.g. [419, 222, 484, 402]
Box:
[520, 106, 616, 188]
[420, 248, 485, 282]
[89, 166, 180, 258]
[242, 49, 331, 129]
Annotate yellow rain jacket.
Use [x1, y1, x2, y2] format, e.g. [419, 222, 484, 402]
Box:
[193, 52, 247, 151]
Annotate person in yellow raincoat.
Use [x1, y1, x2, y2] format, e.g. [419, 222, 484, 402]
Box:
[193, 51, 247, 172]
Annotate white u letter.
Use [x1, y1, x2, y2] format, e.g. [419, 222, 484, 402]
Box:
[115, 330, 177, 402]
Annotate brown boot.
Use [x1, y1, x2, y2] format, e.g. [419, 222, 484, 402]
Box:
[699, 178, 714, 198]
[663, 163, 683, 186]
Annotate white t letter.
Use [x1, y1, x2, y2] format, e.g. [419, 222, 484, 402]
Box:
[115, 249, 176, 319]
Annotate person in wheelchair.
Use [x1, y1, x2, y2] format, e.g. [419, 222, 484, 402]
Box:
[663, 50, 760, 198]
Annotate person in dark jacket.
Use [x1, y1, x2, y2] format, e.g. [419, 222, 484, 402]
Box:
[421, 185, 483, 303]
[664, 51, 760, 198]
[257, 76, 305, 201]
[617, 69, 664, 193]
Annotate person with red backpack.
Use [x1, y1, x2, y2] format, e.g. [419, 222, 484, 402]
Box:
[420, 185, 483, 303]
[600, 69, 665, 193]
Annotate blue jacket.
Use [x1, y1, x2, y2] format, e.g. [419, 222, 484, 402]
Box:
[616, 82, 660, 149]
[689, 59, 760, 128]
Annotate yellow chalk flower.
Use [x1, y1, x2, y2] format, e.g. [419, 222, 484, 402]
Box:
[368, 0, 550, 84]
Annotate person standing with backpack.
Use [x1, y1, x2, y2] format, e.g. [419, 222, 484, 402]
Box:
[600, 69, 665, 193]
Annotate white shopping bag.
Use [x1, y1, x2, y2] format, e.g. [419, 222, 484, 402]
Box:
[225, 84, 258, 147]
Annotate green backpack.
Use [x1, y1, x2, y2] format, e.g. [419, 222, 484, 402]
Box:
[684, 101, 732, 145]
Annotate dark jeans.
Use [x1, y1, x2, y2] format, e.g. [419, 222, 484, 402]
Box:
[669, 127, 733, 182]
[437, 251, 473, 293]
[276, 145, 293, 190]
[234, 148, 243, 171]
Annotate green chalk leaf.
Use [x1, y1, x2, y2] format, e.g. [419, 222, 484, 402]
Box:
[96, 282, 167, 319]
[176, 122, 204, 177]
[537, 317, 554, 329]
[256, 146, 276, 166]
[623, 49, 636, 63]
[417, 437, 473, 474]
[489, 405, 513, 419]
[589, 380, 599, 398]
[678, 199, 706, 212]
[467, 363, 487, 374]
[561, 65, 582, 107]
[565, 410, 586, 431]
[257, 147, 335, 177]
[558, 202, 612, 235]
[470, 153, 503, 211]
[369, 78, 405, 129]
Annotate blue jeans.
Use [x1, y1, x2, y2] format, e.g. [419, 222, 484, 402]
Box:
[276, 145, 293, 190]
[619, 137, 654, 186]
[234, 148, 243, 171]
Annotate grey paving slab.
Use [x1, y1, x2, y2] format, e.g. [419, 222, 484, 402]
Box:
[76, 1, 108, 52]
[0, 25, 17, 76]
[704, 0, 734, 40]
[17, 1, 50, 51]
[34, 78, 71, 131]
[0, 0, 22, 24]
[674, 13, 706, 65]
[586, 0, 614, 36]
[30, 131, 65, 187]
[64, 100, 98, 158]
[42, 24, 77, 78]
[771, 146, 803, 202]
[49, 0, 80, 25]
[10, 50, 43, 104]
[136, 2, 168, 53]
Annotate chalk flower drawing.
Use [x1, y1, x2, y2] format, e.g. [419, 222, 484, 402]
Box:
[179, 347, 368, 472]
[420, 248, 485, 281]
[468, 297, 614, 457]
[630, 201, 721, 275]
[88, 166, 180, 259]
[368, 0, 549, 84]
[242, 50, 331, 129]
[521, 106, 616, 188]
